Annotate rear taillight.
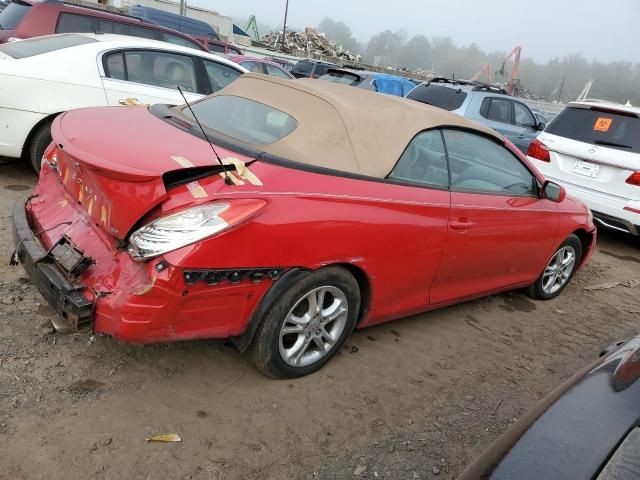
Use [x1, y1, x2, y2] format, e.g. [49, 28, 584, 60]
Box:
[527, 139, 550, 162]
[626, 171, 640, 186]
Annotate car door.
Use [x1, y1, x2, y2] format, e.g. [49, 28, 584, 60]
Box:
[512, 101, 540, 153]
[101, 49, 202, 106]
[429, 129, 558, 305]
[383, 129, 451, 312]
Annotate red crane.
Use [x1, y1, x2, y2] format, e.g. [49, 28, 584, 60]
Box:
[497, 46, 522, 95]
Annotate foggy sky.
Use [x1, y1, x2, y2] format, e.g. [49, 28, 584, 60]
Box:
[193, 0, 639, 63]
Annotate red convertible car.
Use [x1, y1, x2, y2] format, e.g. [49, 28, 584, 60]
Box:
[12, 73, 596, 378]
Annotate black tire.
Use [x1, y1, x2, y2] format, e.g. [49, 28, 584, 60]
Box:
[249, 266, 360, 379]
[526, 234, 582, 300]
[28, 120, 53, 173]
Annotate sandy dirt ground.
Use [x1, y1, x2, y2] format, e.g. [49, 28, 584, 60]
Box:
[0, 159, 639, 480]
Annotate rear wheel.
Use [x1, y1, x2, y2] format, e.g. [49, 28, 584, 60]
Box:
[250, 266, 360, 379]
[526, 234, 582, 300]
[28, 120, 53, 173]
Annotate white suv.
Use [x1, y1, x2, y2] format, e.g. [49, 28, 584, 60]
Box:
[527, 100, 640, 237]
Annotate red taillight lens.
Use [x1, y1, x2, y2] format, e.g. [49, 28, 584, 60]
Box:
[626, 171, 640, 186]
[527, 139, 550, 162]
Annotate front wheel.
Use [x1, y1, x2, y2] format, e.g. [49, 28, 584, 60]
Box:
[526, 234, 582, 300]
[249, 267, 360, 379]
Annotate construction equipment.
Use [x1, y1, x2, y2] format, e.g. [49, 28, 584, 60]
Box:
[245, 15, 260, 42]
[469, 64, 492, 83]
[497, 46, 522, 95]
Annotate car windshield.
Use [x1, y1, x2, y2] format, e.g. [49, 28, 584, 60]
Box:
[546, 106, 640, 153]
[0, 0, 29, 30]
[0, 33, 97, 58]
[179, 95, 298, 145]
[407, 84, 467, 111]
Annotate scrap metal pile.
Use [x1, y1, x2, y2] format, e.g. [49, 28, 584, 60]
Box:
[262, 28, 360, 62]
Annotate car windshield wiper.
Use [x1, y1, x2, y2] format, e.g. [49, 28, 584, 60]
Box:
[594, 140, 632, 149]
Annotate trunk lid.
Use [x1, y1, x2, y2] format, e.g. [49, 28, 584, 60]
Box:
[52, 106, 253, 239]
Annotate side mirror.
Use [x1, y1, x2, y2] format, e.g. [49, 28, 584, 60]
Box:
[541, 180, 565, 203]
[537, 122, 547, 131]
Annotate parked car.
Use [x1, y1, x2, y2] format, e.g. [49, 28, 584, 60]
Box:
[407, 78, 545, 153]
[318, 67, 416, 97]
[12, 73, 596, 378]
[203, 38, 242, 55]
[0, 0, 206, 51]
[127, 4, 219, 40]
[0, 33, 246, 171]
[528, 100, 640, 237]
[290, 59, 338, 79]
[228, 55, 294, 79]
[264, 56, 294, 71]
[460, 335, 640, 480]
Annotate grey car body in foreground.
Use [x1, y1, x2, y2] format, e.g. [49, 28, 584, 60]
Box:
[459, 336, 640, 480]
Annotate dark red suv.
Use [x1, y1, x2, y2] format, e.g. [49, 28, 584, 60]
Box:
[0, 0, 207, 51]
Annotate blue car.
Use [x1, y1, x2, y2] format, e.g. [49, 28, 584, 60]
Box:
[318, 68, 417, 97]
[407, 78, 546, 153]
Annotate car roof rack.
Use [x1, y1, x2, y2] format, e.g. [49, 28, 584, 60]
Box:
[429, 77, 475, 86]
[471, 83, 509, 95]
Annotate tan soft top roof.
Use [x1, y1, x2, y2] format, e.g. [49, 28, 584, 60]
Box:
[211, 73, 502, 178]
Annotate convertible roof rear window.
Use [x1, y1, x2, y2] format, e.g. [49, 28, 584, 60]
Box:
[181, 95, 298, 145]
[0, 33, 97, 58]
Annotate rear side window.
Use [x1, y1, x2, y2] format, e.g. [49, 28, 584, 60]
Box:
[388, 130, 449, 188]
[56, 12, 97, 34]
[0, 1, 30, 30]
[546, 107, 640, 153]
[480, 97, 512, 124]
[406, 84, 467, 111]
[0, 33, 97, 58]
[183, 95, 298, 145]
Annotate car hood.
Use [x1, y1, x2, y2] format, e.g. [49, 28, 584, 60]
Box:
[51, 105, 254, 239]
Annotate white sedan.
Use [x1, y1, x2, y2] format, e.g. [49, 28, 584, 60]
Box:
[0, 33, 248, 171]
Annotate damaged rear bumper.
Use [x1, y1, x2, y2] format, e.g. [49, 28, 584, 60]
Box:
[11, 202, 93, 331]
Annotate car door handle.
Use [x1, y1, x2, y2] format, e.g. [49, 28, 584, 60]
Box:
[450, 220, 474, 230]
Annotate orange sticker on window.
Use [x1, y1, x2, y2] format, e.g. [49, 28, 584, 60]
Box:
[593, 117, 612, 132]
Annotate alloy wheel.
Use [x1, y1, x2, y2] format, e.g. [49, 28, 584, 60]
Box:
[278, 286, 349, 367]
[542, 246, 577, 295]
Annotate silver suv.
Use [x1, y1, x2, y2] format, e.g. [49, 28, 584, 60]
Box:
[407, 78, 545, 153]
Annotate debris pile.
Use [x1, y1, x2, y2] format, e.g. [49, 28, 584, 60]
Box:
[262, 27, 360, 62]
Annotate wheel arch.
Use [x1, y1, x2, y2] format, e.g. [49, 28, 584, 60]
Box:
[571, 228, 594, 265]
[231, 262, 372, 352]
[20, 112, 61, 161]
